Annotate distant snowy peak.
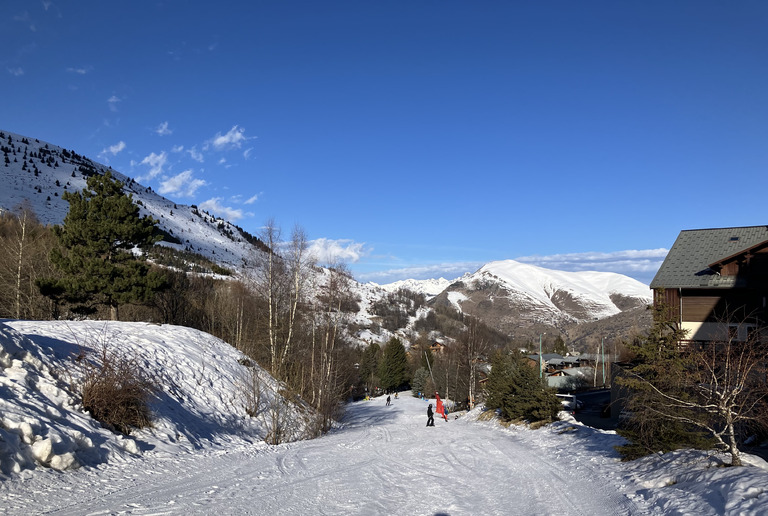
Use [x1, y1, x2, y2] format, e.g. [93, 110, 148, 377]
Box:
[438, 259, 651, 326]
[478, 259, 651, 303]
[372, 277, 455, 297]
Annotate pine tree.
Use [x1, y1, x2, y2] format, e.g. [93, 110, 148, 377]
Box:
[378, 337, 409, 392]
[38, 171, 165, 320]
[359, 342, 381, 392]
[485, 351, 561, 423]
[615, 294, 714, 460]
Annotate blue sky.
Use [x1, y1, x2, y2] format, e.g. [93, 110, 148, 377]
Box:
[3, 1, 767, 285]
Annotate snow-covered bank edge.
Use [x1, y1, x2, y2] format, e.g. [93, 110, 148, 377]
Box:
[461, 403, 768, 514]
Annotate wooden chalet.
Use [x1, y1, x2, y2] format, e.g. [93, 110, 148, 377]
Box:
[650, 226, 768, 345]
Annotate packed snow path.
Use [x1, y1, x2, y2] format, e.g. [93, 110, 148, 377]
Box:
[1, 394, 648, 515]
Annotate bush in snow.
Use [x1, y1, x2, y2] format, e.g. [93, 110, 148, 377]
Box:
[78, 343, 156, 435]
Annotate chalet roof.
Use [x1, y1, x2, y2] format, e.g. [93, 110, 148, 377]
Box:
[650, 226, 768, 289]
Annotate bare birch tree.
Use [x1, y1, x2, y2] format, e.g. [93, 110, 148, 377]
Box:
[0, 205, 54, 319]
[251, 220, 313, 381]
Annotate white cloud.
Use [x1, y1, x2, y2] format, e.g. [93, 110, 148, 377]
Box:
[107, 95, 122, 112]
[206, 125, 251, 151]
[308, 238, 370, 266]
[199, 198, 244, 221]
[98, 141, 126, 160]
[155, 121, 172, 136]
[138, 151, 168, 180]
[159, 170, 207, 197]
[243, 147, 253, 159]
[171, 144, 184, 153]
[244, 194, 259, 205]
[7, 67, 24, 76]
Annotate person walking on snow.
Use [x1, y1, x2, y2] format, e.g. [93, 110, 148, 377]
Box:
[426, 403, 435, 427]
[386, 395, 391, 406]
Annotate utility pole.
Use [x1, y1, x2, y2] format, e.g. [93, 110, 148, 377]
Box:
[601, 337, 606, 388]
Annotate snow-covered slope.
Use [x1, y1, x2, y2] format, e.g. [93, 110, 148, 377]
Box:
[371, 277, 454, 298]
[0, 319, 311, 477]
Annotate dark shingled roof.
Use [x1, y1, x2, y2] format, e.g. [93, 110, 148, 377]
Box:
[650, 226, 768, 289]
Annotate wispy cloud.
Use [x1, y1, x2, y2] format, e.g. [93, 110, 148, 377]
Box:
[244, 194, 260, 205]
[138, 151, 168, 180]
[199, 198, 244, 221]
[7, 67, 24, 77]
[356, 262, 482, 284]
[159, 170, 207, 197]
[13, 11, 36, 31]
[515, 249, 668, 278]
[308, 238, 370, 266]
[66, 66, 92, 75]
[155, 121, 172, 136]
[205, 125, 252, 151]
[98, 141, 126, 160]
[188, 147, 204, 162]
[107, 95, 122, 112]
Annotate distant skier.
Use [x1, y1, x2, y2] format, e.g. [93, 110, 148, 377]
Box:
[426, 403, 435, 427]
[386, 395, 391, 406]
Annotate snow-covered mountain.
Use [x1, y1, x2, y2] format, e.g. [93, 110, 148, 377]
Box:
[432, 260, 652, 334]
[0, 130, 259, 272]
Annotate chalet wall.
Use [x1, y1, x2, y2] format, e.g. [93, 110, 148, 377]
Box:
[681, 296, 721, 323]
[682, 321, 759, 342]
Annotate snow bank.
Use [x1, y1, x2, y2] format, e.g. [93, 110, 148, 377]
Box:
[0, 320, 310, 478]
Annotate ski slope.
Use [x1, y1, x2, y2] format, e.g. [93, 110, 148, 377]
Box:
[1, 394, 647, 515]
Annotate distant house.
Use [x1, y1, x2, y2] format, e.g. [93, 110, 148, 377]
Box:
[650, 225, 768, 345]
[429, 342, 445, 354]
[546, 366, 594, 391]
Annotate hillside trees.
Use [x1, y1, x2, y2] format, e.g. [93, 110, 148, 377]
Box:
[306, 263, 358, 430]
[38, 171, 167, 320]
